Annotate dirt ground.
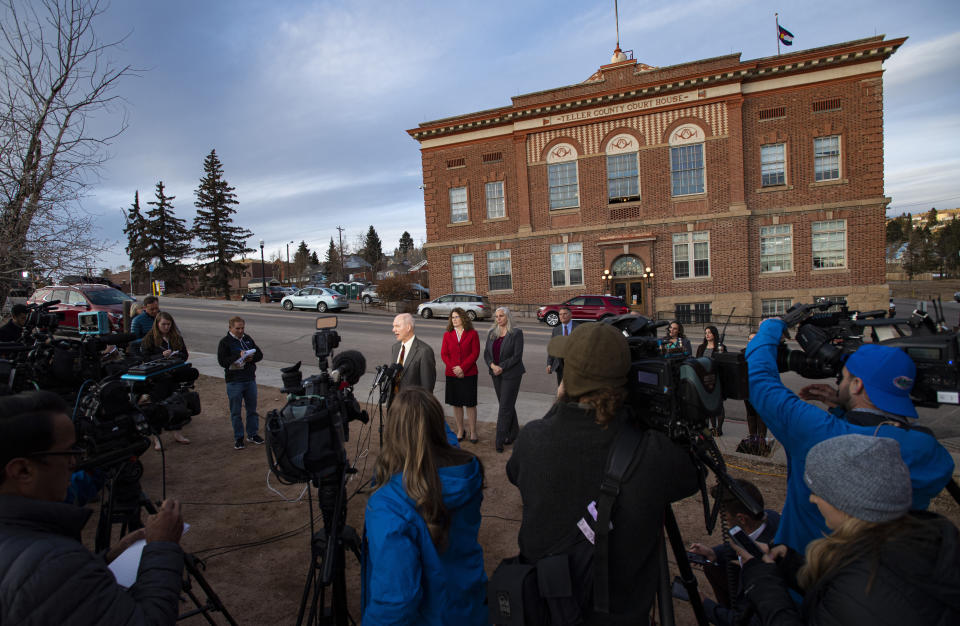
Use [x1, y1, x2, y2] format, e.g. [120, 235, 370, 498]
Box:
[889, 278, 960, 301]
[84, 375, 960, 625]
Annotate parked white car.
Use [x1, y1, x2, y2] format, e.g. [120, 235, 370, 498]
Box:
[280, 287, 349, 312]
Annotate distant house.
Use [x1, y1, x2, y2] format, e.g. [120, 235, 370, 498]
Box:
[343, 255, 374, 282]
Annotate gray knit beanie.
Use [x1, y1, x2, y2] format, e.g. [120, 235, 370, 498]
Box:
[804, 434, 912, 523]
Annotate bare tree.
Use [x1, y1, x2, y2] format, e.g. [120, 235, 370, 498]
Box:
[0, 0, 133, 307]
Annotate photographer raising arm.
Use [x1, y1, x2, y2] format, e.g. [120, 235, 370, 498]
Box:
[745, 317, 954, 555]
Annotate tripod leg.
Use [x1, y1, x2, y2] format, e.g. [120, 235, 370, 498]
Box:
[664, 506, 708, 626]
[657, 532, 675, 626]
[182, 554, 239, 626]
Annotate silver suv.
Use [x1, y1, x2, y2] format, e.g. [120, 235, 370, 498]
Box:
[417, 293, 493, 321]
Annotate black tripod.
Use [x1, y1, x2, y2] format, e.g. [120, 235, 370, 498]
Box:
[296, 468, 362, 626]
[92, 457, 237, 625]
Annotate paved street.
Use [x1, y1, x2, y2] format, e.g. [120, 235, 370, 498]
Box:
[157, 296, 960, 463]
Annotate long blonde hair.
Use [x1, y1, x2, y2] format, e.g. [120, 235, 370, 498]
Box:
[375, 387, 481, 549]
[799, 514, 929, 592]
[488, 306, 514, 338]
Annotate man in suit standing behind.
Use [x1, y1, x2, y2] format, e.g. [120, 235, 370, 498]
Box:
[545, 307, 574, 386]
[389, 313, 436, 406]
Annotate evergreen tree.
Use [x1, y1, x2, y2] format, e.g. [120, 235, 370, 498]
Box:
[292, 240, 310, 285]
[325, 237, 341, 281]
[122, 191, 150, 292]
[144, 181, 192, 289]
[310, 250, 320, 266]
[902, 225, 935, 280]
[193, 150, 253, 299]
[398, 231, 414, 260]
[934, 220, 960, 277]
[362, 225, 384, 270]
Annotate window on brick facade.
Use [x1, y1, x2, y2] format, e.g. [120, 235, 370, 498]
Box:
[673, 231, 710, 279]
[482, 152, 502, 163]
[814, 136, 840, 181]
[485, 181, 505, 219]
[760, 224, 792, 272]
[446, 158, 465, 169]
[812, 220, 846, 269]
[670, 144, 705, 196]
[548, 162, 579, 209]
[451, 253, 475, 292]
[551, 243, 583, 287]
[546, 142, 579, 210]
[607, 153, 640, 202]
[761, 298, 792, 317]
[761, 143, 786, 187]
[449, 186, 468, 223]
[487, 250, 512, 291]
[675, 303, 712, 324]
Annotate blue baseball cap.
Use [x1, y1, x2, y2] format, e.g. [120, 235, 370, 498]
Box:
[844, 344, 917, 419]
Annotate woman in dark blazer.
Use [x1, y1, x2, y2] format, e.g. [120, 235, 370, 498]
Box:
[483, 306, 525, 453]
[441, 307, 481, 443]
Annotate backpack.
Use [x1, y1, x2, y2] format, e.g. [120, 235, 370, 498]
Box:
[488, 422, 647, 625]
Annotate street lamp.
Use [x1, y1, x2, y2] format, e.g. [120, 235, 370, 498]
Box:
[259, 239, 267, 303]
[286, 240, 294, 286]
[601, 269, 612, 295]
[642, 266, 654, 315]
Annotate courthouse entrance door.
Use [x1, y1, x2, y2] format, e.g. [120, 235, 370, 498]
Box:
[613, 280, 643, 309]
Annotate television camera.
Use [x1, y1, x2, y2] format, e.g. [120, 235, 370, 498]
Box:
[264, 316, 369, 626]
[776, 300, 959, 408]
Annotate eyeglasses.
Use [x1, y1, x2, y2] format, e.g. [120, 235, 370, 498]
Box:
[28, 446, 84, 461]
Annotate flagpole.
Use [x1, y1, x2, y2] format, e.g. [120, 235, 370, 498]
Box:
[776, 12, 781, 55]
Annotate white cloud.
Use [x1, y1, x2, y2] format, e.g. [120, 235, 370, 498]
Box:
[884, 31, 960, 90]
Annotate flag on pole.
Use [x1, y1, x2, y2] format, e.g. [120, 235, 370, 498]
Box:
[778, 25, 794, 46]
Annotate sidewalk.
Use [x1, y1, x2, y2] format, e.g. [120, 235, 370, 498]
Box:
[189, 350, 791, 466]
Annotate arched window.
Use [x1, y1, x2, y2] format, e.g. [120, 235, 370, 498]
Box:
[669, 123, 705, 196]
[606, 134, 640, 203]
[611, 255, 645, 276]
[546, 143, 579, 209]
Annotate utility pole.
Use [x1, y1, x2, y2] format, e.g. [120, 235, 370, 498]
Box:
[286, 240, 293, 285]
[336, 225, 345, 282]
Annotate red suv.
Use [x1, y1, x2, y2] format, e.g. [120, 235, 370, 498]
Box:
[27, 284, 135, 333]
[537, 295, 630, 326]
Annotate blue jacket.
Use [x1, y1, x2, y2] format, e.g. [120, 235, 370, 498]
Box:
[746, 318, 955, 554]
[362, 457, 486, 625]
[130, 311, 155, 338]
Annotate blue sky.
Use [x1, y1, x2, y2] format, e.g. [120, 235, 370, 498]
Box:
[79, 0, 960, 271]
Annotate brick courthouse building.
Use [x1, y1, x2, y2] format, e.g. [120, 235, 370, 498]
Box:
[408, 36, 903, 321]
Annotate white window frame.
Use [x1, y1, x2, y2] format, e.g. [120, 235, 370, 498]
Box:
[487, 250, 512, 291]
[669, 123, 706, 197]
[449, 186, 468, 223]
[546, 143, 579, 210]
[812, 219, 846, 269]
[760, 224, 793, 272]
[485, 181, 505, 219]
[606, 133, 641, 203]
[761, 298, 792, 317]
[814, 136, 840, 181]
[761, 143, 786, 187]
[451, 253, 475, 292]
[672, 231, 710, 279]
[550, 242, 583, 287]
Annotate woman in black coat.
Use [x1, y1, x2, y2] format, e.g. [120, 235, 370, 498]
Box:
[483, 306, 525, 453]
[736, 434, 960, 625]
[696, 325, 727, 435]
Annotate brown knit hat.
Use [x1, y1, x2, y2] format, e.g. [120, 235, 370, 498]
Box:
[548, 322, 630, 397]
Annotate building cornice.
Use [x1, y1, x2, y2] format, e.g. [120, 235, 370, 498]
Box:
[407, 36, 905, 143]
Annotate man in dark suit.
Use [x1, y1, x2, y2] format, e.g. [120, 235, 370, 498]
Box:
[545, 307, 575, 386]
[389, 313, 436, 406]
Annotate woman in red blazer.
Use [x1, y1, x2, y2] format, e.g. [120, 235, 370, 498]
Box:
[440, 307, 480, 443]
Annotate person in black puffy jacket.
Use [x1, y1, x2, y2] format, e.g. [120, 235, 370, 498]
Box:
[0, 391, 185, 625]
[738, 434, 960, 625]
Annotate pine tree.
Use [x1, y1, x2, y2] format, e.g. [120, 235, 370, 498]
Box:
[292, 240, 310, 285]
[310, 250, 320, 266]
[325, 237, 341, 281]
[122, 191, 150, 292]
[143, 181, 192, 289]
[398, 231, 414, 260]
[362, 225, 384, 270]
[193, 150, 253, 299]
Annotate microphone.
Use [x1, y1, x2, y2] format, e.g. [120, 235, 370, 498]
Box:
[331, 350, 366, 386]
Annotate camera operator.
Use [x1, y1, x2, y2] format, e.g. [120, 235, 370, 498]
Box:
[0, 303, 27, 342]
[745, 317, 955, 555]
[0, 391, 185, 625]
[506, 322, 699, 624]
